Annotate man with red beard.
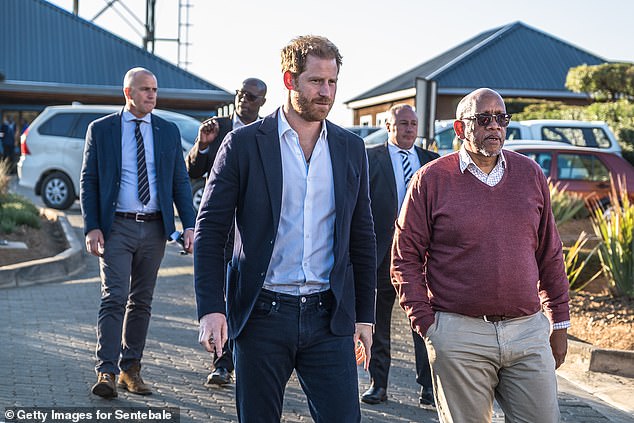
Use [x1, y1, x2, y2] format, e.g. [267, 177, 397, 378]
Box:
[391, 88, 569, 422]
[194, 35, 376, 422]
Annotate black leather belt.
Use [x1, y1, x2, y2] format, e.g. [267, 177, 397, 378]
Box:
[115, 212, 162, 222]
[480, 315, 521, 322]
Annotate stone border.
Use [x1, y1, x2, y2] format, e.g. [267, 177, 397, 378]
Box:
[0, 210, 83, 288]
[567, 339, 634, 378]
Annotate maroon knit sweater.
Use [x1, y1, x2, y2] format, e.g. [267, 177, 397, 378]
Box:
[391, 150, 570, 336]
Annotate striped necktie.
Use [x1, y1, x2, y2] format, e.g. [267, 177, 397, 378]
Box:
[399, 150, 414, 187]
[134, 119, 150, 205]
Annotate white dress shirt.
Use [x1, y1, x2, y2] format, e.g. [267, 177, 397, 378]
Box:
[387, 141, 422, 212]
[263, 108, 335, 295]
[116, 110, 159, 213]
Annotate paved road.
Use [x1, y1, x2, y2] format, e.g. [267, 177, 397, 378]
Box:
[1, 188, 633, 422]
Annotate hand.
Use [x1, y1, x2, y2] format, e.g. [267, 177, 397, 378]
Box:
[197, 117, 220, 149]
[199, 313, 227, 357]
[182, 228, 194, 254]
[354, 323, 373, 371]
[550, 328, 568, 369]
[85, 229, 104, 257]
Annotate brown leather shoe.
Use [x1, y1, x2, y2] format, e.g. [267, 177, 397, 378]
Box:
[117, 363, 152, 395]
[91, 372, 117, 398]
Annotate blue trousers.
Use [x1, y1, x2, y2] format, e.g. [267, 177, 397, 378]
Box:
[233, 289, 361, 423]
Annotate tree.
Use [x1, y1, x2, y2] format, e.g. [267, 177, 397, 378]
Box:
[566, 63, 634, 101]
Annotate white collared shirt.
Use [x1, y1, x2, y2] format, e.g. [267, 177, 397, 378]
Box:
[263, 108, 335, 295]
[116, 110, 159, 213]
[232, 113, 248, 130]
[458, 145, 506, 186]
[388, 141, 422, 212]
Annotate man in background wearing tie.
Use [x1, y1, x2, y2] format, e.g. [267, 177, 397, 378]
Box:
[361, 104, 438, 407]
[81, 67, 196, 399]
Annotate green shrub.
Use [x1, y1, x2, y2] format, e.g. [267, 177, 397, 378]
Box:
[589, 176, 634, 298]
[549, 180, 588, 225]
[0, 192, 41, 234]
[563, 231, 601, 292]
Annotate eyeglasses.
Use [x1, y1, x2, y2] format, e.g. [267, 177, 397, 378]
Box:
[235, 89, 263, 102]
[464, 113, 512, 127]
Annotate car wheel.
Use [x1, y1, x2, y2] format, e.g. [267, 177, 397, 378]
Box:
[41, 172, 75, 210]
[191, 178, 205, 211]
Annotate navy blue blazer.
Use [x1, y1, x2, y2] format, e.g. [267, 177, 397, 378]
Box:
[80, 110, 196, 240]
[194, 110, 377, 339]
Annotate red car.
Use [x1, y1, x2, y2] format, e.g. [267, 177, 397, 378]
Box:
[504, 141, 634, 203]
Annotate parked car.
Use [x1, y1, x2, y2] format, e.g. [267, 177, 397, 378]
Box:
[503, 140, 634, 204]
[364, 119, 622, 157]
[18, 104, 202, 210]
[345, 126, 382, 138]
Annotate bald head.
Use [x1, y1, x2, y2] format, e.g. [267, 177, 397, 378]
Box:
[235, 77, 267, 124]
[456, 88, 505, 120]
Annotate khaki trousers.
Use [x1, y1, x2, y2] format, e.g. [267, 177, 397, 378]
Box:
[424, 311, 559, 423]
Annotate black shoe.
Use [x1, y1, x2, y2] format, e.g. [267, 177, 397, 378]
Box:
[361, 386, 387, 405]
[205, 367, 232, 385]
[419, 386, 435, 408]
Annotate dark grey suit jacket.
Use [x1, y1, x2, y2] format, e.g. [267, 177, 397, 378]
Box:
[194, 109, 377, 339]
[367, 142, 439, 267]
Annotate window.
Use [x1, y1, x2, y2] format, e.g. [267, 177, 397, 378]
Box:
[542, 126, 612, 149]
[557, 153, 609, 181]
[71, 113, 109, 139]
[38, 113, 77, 137]
[520, 151, 552, 177]
[359, 114, 372, 127]
[375, 112, 388, 127]
[506, 127, 521, 140]
[592, 128, 612, 148]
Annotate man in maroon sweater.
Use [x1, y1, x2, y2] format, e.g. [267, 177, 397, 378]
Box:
[391, 88, 569, 423]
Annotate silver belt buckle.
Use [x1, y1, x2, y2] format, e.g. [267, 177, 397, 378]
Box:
[135, 213, 146, 222]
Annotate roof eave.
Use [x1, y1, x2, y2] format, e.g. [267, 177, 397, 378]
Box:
[346, 87, 591, 109]
[0, 80, 234, 102]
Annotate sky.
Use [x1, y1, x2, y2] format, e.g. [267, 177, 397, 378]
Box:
[46, 0, 634, 126]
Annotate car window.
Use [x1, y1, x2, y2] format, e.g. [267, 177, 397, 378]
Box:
[506, 127, 521, 140]
[519, 151, 552, 177]
[163, 114, 199, 144]
[541, 126, 609, 149]
[434, 127, 455, 151]
[71, 113, 109, 139]
[38, 113, 78, 137]
[592, 128, 612, 148]
[557, 153, 610, 182]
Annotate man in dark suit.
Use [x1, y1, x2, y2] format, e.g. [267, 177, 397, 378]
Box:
[186, 78, 267, 180]
[361, 104, 439, 407]
[81, 67, 196, 399]
[186, 78, 266, 386]
[194, 35, 376, 422]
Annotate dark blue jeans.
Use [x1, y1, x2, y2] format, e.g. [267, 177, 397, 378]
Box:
[233, 289, 361, 423]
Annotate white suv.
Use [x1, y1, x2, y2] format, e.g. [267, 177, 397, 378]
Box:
[18, 105, 200, 210]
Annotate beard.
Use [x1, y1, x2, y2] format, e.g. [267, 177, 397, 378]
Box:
[291, 91, 333, 122]
[473, 138, 503, 157]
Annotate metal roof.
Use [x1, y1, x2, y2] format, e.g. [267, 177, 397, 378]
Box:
[346, 21, 606, 104]
[0, 0, 232, 101]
